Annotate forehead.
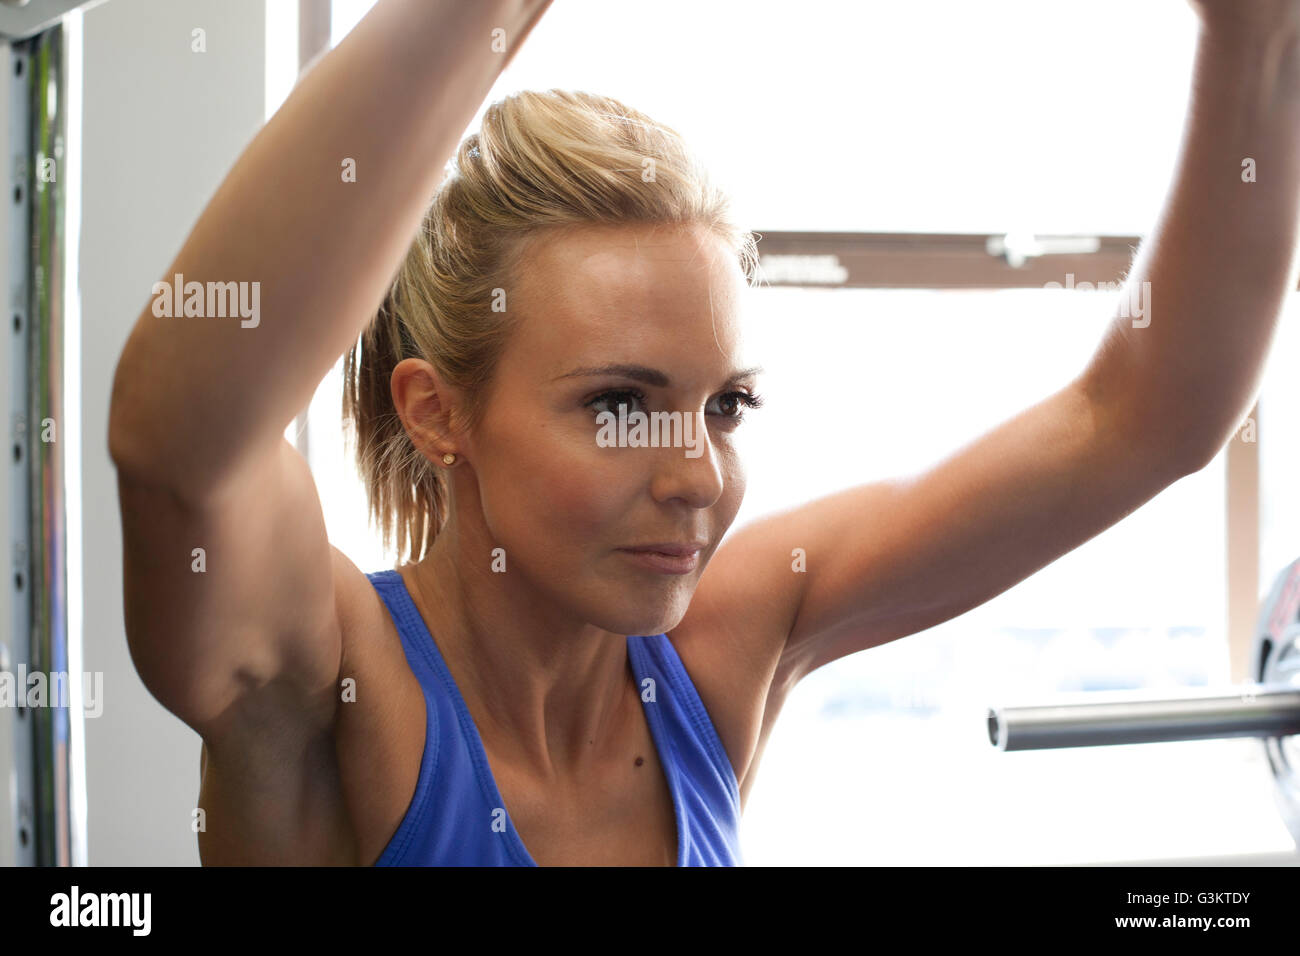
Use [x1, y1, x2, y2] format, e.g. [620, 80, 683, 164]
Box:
[507, 223, 748, 370]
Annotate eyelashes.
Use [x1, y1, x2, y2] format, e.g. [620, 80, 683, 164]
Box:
[585, 387, 764, 426]
[713, 389, 765, 421]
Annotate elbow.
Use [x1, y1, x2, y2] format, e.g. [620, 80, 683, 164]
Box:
[106, 355, 146, 477]
[106, 383, 134, 474]
[1175, 444, 1216, 478]
[107, 417, 146, 481]
[1163, 422, 1231, 480]
[107, 349, 173, 485]
[1077, 372, 1225, 482]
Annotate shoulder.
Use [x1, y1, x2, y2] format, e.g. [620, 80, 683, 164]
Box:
[328, 549, 425, 707]
[665, 530, 800, 801]
[330, 545, 380, 634]
[326, 549, 431, 864]
[330, 550, 406, 671]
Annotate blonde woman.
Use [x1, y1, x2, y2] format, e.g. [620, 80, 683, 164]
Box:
[109, 0, 1300, 865]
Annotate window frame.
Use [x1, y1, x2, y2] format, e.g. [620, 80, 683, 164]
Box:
[752, 229, 1259, 682]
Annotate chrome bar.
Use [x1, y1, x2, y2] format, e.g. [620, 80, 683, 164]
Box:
[19, 20, 77, 867]
[987, 687, 1300, 752]
[6, 36, 34, 868]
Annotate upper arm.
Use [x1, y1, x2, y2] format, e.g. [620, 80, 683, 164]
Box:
[115, 436, 344, 742]
[694, 378, 1201, 700]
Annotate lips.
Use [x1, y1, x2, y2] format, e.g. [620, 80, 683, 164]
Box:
[617, 543, 704, 575]
[621, 543, 705, 557]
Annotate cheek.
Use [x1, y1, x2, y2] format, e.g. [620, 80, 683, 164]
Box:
[537, 463, 629, 541]
[717, 441, 747, 517]
[476, 418, 635, 560]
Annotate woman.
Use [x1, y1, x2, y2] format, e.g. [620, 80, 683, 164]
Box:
[108, 0, 1300, 865]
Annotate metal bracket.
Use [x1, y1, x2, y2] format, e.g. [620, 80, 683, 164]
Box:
[986, 231, 1102, 269]
[0, 0, 105, 41]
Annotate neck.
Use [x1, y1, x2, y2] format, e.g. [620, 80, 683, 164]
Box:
[398, 514, 637, 782]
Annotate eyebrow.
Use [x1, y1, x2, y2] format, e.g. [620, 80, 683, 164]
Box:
[553, 363, 763, 389]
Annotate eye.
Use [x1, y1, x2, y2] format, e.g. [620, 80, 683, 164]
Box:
[707, 390, 764, 425]
[586, 388, 647, 417]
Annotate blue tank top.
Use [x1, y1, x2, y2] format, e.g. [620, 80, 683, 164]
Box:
[365, 569, 744, 866]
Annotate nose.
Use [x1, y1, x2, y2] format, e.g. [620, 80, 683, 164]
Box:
[648, 411, 725, 509]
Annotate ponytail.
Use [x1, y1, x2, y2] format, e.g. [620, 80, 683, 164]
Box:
[342, 279, 445, 564]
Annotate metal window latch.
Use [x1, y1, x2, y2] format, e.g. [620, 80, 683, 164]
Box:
[986, 231, 1101, 269]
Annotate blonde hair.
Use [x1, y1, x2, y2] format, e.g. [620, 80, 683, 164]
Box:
[342, 89, 760, 565]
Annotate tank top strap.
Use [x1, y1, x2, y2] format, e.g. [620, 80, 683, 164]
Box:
[626, 633, 744, 865]
[366, 569, 442, 685]
[364, 569, 534, 867]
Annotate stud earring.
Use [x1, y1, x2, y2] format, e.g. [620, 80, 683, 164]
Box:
[442, 453, 456, 466]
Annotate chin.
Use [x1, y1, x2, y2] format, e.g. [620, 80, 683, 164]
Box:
[594, 589, 693, 638]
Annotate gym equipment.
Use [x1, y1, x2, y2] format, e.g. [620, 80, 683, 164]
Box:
[987, 557, 1300, 849]
[3, 0, 108, 869]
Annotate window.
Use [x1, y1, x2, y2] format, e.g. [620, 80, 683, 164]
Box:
[735, 285, 1268, 865]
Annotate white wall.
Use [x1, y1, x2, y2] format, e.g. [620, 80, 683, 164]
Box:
[79, 0, 266, 865]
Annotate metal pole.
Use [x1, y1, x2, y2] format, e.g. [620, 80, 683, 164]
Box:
[988, 687, 1300, 751]
[6, 35, 35, 868]
[26, 20, 70, 867]
[8, 12, 82, 867]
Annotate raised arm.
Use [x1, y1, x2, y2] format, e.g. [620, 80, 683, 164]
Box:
[110, 0, 550, 496]
[684, 5, 1300, 730]
[1080, 1, 1300, 469]
[108, 0, 551, 744]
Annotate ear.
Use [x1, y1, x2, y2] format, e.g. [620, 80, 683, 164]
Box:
[390, 357, 463, 462]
